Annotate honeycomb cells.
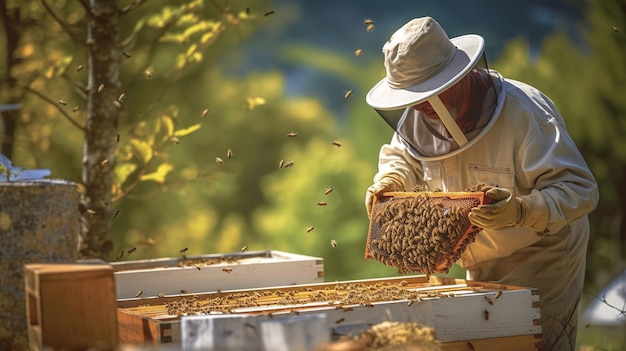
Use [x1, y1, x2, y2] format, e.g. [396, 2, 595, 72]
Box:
[368, 186, 489, 275]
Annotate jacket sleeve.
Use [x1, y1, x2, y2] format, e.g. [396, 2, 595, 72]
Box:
[516, 116, 599, 234]
[373, 133, 424, 190]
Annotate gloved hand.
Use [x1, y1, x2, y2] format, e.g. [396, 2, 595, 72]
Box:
[468, 187, 528, 229]
[365, 174, 405, 218]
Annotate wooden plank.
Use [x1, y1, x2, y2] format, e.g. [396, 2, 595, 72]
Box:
[112, 250, 324, 299]
[24, 263, 118, 351]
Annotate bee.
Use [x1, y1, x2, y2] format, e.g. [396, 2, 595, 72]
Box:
[306, 226, 315, 233]
[86, 209, 96, 215]
[287, 131, 298, 138]
[135, 290, 143, 298]
[363, 18, 374, 26]
[407, 299, 414, 307]
[366, 23, 375, 32]
[467, 342, 475, 351]
[610, 25, 619, 33]
[344, 90, 352, 99]
[127, 247, 137, 255]
[222, 267, 233, 273]
[335, 318, 345, 324]
[72, 106, 80, 112]
[118, 93, 126, 103]
[201, 108, 210, 118]
[484, 296, 493, 305]
[494, 290, 502, 299]
[279, 159, 285, 168]
[194, 264, 202, 271]
[264, 10, 274, 16]
[180, 247, 188, 253]
[157, 293, 165, 298]
[483, 310, 489, 320]
[116, 249, 124, 260]
[171, 136, 180, 145]
[317, 201, 327, 206]
[122, 51, 132, 59]
[331, 141, 342, 147]
[76, 64, 85, 72]
[330, 239, 338, 247]
[215, 157, 224, 165]
[112, 209, 120, 218]
[115, 133, 120, 143]
[97, 84, 105, 93]
[145, 70, 152, 78]
[283, 160, 294, 168]
[227, 149, 233, 159]
[240, 245, 248, 252]
[246, 7, 250, 14]
[324, 187, 333, 195]
[181, 289, 192, 294]
[100, 158, 109, 166]
[57, 98, 67, 106]
[354, 49, 362, 56]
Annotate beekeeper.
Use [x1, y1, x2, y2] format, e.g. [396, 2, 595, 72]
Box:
[364, 16, 599, 351]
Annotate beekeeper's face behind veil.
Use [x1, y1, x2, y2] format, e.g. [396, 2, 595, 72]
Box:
[366, 17, 502, 161]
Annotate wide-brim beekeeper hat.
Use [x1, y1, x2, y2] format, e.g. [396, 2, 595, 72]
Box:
[366, 16, 485, 110]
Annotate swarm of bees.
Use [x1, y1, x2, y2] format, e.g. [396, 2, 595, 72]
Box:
[342, 321, 439, 350]
[164, 281, 453, 317]
[367, 184, 490, 275]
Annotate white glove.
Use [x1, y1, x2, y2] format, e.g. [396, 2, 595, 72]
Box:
[365, 174, 405, 218]
[468, 187, 528, 229]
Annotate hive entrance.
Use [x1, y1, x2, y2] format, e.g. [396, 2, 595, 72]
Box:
[365, 190, 487, 275]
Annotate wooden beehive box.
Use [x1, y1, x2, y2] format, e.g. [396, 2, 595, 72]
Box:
[116, 275, 542, 350]
[23, 263, 118, 351]
[111, 250, 324, 299]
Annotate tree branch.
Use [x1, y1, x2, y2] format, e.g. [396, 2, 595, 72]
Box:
[77, 0, 89, 11]
[18, 84, 85, 131]
[40, 0, 82, 43]
[120, 0, 149, 14]
[61, 72, 88, 100]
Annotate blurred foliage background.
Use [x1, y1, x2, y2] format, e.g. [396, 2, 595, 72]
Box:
[1, 0, 624, 349]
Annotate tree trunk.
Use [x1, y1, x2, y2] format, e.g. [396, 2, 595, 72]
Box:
[80, 0, 121, 259]
[0, 2, 21, 159]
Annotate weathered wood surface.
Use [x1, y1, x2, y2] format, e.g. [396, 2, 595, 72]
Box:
[0, 180, 79, 350]
[24, 263, 118, 351]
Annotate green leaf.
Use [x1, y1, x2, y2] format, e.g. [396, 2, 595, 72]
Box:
[160, 115, 175, 137]
[176, 53, 186, 69]
[160, 34, 186, 43]
[177, 13, 198, 26]
[191, 52, 202, 62]
[185, 44, 198, 57]
[173, 123, 201, 137]
[128, 139, 153, 164]
[115, 162, 138, 185]
[140, 163, 174, 183]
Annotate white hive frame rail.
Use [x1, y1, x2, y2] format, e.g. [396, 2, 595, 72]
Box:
[111, 250, 325, 299]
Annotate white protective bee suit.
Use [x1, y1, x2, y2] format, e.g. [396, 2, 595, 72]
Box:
[365, 17, 599, 351]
